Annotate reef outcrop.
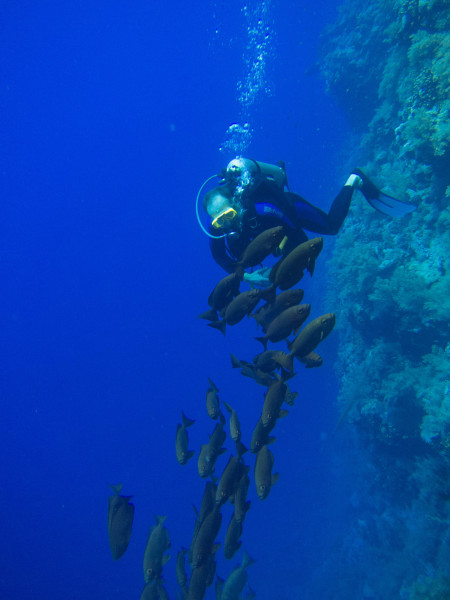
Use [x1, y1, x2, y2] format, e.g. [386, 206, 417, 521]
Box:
[318, 1, 450, 597]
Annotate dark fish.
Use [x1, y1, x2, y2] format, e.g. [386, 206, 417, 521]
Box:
[208, 289, 265, 335]
[224, 513, 243, 560]
[190, 505, 222, 568]
[250, 418, 276, 453]
[216, 444, 248, 507]
[270, 237, 323, 290]
[199, 273, 240, 321]
[176, 548, 189, 592]
[223, 401, 241, 442]
[254, 445, 279, 500]
[189, 481, 217, 566]
[241, 364, 278, 387]
[252, 288, 305, 330]
[216, 550, 255, 600]
[107, 483, 134, 561]
[234, 226, 285, 280]
[255, 303, 311, 350]
[198, 420, 227, 478]
[140, 580, 159, 600]
[176, 410, 195, 465]
[143, 515, 170, 583]
[252, 350, 294, 373]
[233, 472, 251, 524]
[299, 351, 323, 368]
[188, 551, 217, 600]
[261, 380, 289, 430]
[206, 378, 220, 420]
[288, 313, 336, 359]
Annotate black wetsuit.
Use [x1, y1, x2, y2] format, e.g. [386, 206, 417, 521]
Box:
[210, 178, 353, 272]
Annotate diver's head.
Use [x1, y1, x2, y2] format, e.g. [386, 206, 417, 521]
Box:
[203, 186, 241, 232]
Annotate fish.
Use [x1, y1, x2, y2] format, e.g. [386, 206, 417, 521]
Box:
[198, 273, 240, 321]
[215, 549, 256, 600]
[261, 380, 289, 430]
[143, 515, 171, 583]
[188, 551, 217, 600]
[223, 401, 241, 443]
[208, 289, 265, 335]
[176, 548, 189, 593]
[224, 513, 243, 560]
[269, 237, 323, 290]
[234, 226, 285, 280]
[189, 480, 218, 565]
[250, 418, 276, 453]
[107, 483, 134, 561]
[252, 350, 294, 373]
[252, 288, 305, 330]
[190, 505, 222, 568]
[206, 378, 221, 420]
[233, 472, 251, 524]
[288, 313, 336, 359]
[197, 420, 227, 478]
[254, 445, 279, 500]
[216, 443, 248, 507]
[255, 303, 311, 350]
[175, 410, 196, 465]
[240, 364, 278, 387]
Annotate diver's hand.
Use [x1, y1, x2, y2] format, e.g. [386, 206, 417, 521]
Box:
[243, 267, 272, 288]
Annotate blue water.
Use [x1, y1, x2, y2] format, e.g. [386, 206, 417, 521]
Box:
[0, 2, 351, 598]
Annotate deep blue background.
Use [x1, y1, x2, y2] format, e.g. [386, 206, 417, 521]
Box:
[0, 1, 350, 598]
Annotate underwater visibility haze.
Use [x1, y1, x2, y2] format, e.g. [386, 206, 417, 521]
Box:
[1, 1, 449, 599]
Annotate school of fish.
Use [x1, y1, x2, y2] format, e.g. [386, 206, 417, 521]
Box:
[107, 229, 336, 599]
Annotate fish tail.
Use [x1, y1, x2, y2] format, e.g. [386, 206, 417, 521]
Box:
[198, 308, 218, 321]
[223, 401, 233, 414]
[260, 284, 276, 304]
[181, 411, 195, 428]
[110, 483, 123, 495]
[254, 336, 268, 351]
[207, 319, 227, 335]
[230, 353, 242, 368]
[207, 377, 219, 392]
[242, 549, 256, 569]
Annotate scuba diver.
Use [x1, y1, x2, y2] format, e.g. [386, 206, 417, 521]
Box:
[196, 158, 416, 287]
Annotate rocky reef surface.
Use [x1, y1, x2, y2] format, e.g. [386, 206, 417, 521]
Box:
[317, 1, 450, 598]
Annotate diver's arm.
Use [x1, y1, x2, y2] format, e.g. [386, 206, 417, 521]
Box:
[209, 237, 238, 273]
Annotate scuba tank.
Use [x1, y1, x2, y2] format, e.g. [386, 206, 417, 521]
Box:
[225, 157, 288, 190]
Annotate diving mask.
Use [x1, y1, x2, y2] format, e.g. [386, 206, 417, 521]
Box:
[211, 206, 238, 229]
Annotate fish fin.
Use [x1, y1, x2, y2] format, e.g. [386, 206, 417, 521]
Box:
[181, 411, 195, 428]
[267, 436, 276, 445]
[162, 554, 171, 566]
[198, 308, 218, 321]
[218, 447, 227, 456]
[307, 257, 316, 276]
[271, 473, 280, 486]
[110, 483, 123, 495]
[155, 515, 168, 525]
[285, 391, 297, 406]
[192, 504, 199, 517]
[280, 367, 295, 382]
[254, 336, 268, 351]
[279, 409, 289, 418]
[260, 284, 276, 304]
[236, 441, 248, 457]
[230, 353, 242, 368]
[242, 549, 256, 569]
[286, 338, 293, 351]
[207, 319, 227, 335]
[207, 377, 219, 392]
[223, 401, 233, 414]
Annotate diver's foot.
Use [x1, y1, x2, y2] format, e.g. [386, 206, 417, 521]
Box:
[351, 168, 380, 198]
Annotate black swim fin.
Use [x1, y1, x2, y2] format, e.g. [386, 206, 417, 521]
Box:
[353, 168, 416, 218]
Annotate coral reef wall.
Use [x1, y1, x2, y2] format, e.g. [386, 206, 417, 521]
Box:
[318, 1, 450, 598]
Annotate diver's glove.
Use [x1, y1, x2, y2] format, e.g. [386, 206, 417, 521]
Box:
[243, 267, 272, 288]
